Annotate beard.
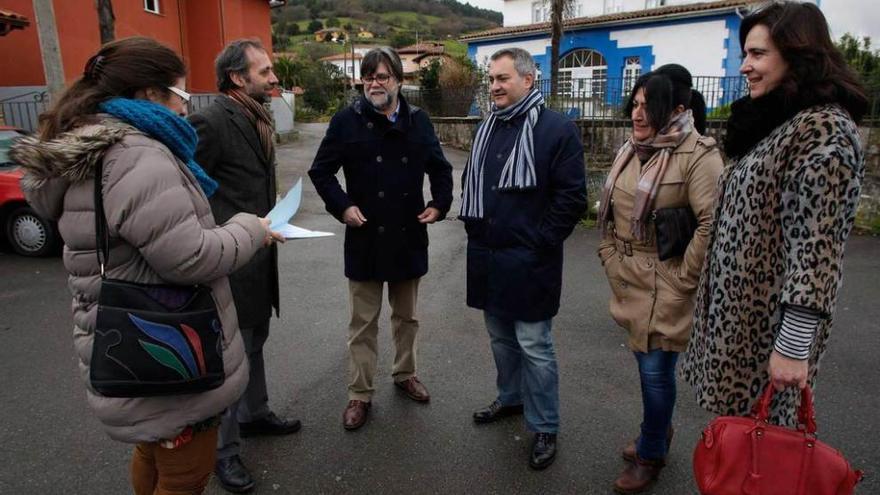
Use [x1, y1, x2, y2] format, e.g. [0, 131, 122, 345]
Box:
[243, 77, 273, 103]
[365, 88, 396, 111]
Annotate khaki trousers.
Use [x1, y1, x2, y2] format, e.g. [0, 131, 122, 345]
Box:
[130, 425, 218, 495]
[348, 278, 420, 401]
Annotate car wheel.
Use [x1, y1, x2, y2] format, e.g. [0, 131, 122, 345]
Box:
[6, 206, 58, 256]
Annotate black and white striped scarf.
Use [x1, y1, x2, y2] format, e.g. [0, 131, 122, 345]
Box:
[459, 89, 545, 219]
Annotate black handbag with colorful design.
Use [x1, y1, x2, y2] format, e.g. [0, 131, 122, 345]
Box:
[88, 161, 225, 397]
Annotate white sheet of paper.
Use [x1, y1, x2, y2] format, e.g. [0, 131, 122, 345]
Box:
[267, 178, 302, 230]
[275, 223, 334, 240]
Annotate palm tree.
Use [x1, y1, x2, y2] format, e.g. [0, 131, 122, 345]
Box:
[97, 0, 115, 44]
[549, 0, 575, 97]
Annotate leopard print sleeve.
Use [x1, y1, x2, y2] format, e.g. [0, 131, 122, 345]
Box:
[778, 105, 864, 317]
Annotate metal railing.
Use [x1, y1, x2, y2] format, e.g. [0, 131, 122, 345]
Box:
[410, 76, 880, 123]
[1, 92, 49, 132]
[535, 76, 747, 119]
[189, 94, 218, 114]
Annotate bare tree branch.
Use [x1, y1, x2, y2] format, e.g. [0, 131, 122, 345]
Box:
[96, 0, 115, 45]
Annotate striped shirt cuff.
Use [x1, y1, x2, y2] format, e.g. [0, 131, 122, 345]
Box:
[774, 305, 820, 360]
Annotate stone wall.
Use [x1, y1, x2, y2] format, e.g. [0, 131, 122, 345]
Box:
[431, 117, 880, 234]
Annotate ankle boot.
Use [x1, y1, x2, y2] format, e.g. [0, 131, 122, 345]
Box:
[612, 455, 665, 494]
[621, 426, 674, 462]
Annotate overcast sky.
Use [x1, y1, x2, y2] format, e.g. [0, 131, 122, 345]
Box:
[465, 0, 880, 43]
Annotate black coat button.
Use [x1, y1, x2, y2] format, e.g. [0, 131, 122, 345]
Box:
[402, 157, 408, 164]
[378, 226, 385, 233]
[367, 122, 374, 129]
[376, 156, 383, 163]
[491, 185, 497, 191]
[496, 153, 503, 160]
[378, 191, 385, 198]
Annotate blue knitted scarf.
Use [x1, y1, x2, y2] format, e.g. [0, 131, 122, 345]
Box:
[99, 98, 218, 197]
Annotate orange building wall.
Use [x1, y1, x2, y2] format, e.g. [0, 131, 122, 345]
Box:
[0, 0, 46, 86]
[184, 1, 224, 92]
[187, 0, 274, 93]
[1, 0, 273, 92]
[54, 0, 186, 83]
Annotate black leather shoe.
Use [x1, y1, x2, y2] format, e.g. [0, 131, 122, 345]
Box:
[239, 412, 301, 438]
[214, 455, 255, 493]
[473, 399, 524, 424]
[529, 432, 557, 470]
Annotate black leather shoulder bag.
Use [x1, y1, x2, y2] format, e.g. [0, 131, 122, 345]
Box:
[89, 160, 226, 397]
[653, 206, 697, 261]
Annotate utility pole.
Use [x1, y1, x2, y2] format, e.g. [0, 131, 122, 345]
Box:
[32, 0, 65, 100]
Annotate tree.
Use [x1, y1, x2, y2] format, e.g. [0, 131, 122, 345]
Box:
[96, 0, 115, 44]
[326, 16, 340, 27]
[272, 21, 289, 49]
[390, 31, 416, 48]
[419, 59, 442, 91]
[549, 0, 575, 96]
[836, 33, 880, 88]
[308, 19, 324, 33]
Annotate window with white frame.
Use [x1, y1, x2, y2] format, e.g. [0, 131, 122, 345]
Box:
[532, 1, 583, 23]
[623, 56, 641, 94]
[559, 48, 607, 97]
[604, 0, 624, 14]
[144, 0, 160, 14]
[533, 1, 552, 22]
[565, 2, 583, 18]
[645, 0, 666, 8]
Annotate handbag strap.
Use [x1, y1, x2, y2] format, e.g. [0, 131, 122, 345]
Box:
[93, 160, 110, 280]
[753, 384, 817, 434]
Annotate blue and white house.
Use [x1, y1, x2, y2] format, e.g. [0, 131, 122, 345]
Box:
[462, 0, 782, 115]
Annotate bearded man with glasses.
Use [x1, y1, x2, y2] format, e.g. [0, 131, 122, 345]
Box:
[309, 47, 453, 431]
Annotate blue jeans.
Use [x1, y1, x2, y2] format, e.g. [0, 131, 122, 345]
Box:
[634, 349, 679, 460]
[484, 312, 559, 433]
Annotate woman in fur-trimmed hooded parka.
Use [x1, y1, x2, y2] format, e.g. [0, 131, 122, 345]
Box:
[11, 38, 276, 494]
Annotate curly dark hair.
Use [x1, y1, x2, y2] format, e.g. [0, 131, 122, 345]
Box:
[740, 1, 868, 123]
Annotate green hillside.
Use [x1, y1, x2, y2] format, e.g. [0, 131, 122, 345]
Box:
[271, 0, 501, 52]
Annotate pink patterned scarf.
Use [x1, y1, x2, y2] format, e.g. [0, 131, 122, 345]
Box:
[598, 110, 693, 241]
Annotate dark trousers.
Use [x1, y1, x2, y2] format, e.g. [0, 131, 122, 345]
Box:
[217, 319, 271, 459]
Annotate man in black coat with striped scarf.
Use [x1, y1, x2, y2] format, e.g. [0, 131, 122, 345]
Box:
[461, 48, 587, 470]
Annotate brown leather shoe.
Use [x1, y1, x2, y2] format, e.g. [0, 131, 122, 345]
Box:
[343, 400, 370, 430]
[622, 426, 674, 462]
[613, 456, 665, 494]
[394, 376, 430, 402]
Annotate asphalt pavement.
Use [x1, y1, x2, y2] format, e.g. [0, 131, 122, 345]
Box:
[0, 122, 877, 494]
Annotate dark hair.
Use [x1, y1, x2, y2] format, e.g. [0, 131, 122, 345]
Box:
[39, 37, 185, 140]
[654, 64, 707, 134]
[360, 47, 404, 82]
[740, 1, 867, 123]
[215, 38, 266, 92]
[624, 64, 708, 134]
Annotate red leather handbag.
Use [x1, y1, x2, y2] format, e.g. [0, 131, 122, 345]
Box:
[693, 385, 863, 495]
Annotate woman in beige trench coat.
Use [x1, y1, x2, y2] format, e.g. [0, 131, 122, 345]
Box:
[596, 65, 722, 494]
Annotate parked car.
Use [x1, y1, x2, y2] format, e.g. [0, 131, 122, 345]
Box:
[0, 126, 61, 256]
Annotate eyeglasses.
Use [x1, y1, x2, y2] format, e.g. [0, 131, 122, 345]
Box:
[362, 73, 393, 85]
[167, 86, 191, 103]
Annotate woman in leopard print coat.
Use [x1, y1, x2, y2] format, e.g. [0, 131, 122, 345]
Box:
[681, 2, 868, 426]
